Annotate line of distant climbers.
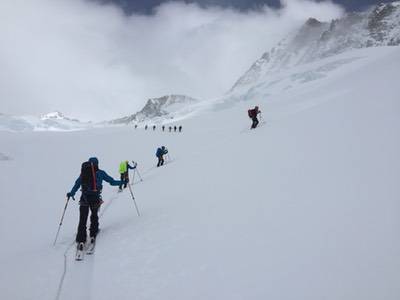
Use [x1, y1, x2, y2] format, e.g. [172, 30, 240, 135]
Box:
[134, 124, 183, 132]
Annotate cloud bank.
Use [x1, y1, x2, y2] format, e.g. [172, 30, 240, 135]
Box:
[0, 0, 343, 121]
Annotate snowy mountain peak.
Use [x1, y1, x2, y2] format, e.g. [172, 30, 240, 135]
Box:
[110, 95, 200, 125]
[374, 1, 400, 14]
[40, 111, 64, 120]
[304, 17, 323, 27]
[230, 2, 400, 92]
[40, 111, 78, 122]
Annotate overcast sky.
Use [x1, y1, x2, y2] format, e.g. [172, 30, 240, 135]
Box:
[104, 0, 392, 14]
[0, 0, 371, 121]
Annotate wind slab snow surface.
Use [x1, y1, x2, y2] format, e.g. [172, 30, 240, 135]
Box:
[0, 46, 400, 300]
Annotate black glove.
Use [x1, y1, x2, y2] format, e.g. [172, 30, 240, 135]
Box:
[67, 192, 75, 200]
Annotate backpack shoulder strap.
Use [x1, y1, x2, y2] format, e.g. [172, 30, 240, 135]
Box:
[90, 163, 97, 192]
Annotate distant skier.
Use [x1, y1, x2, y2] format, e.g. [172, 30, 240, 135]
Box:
[174, 126, 177, 132]
[118, 160, 137, 192]
[145, 125, 148, 130]
[153, 125, 156, 131]
[156, 146, 168, 167]
[162, 125, 165, 132]
[248, 106, 261, 129]
[178, 125, 182, 132]
[66, 157, 125, 256]
[169, 126, 172, 132]
[134, 124, 138, 129]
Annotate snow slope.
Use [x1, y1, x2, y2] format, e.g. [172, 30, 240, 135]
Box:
[0, 46, 399, 300]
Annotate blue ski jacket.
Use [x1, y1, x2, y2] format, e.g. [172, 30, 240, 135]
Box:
[156, 147, 168, 157]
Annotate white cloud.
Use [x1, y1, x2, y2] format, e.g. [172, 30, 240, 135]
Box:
[0, 0, 344, 121]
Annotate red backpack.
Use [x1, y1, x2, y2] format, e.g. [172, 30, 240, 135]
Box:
[248, 109, 254, 118]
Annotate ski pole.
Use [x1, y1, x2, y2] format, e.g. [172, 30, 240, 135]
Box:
[131, 168, 136, 186]
[135, 168, 143, 182]
[53, 196, 72, 246]
[127, 183, 141, 217]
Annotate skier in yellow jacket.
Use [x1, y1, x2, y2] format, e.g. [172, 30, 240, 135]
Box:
[118, 161, 137, 191]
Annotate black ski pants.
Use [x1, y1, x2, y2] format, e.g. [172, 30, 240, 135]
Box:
[119, 172, 129, 189]
[157, 156, 164, 167]
[251, 117, 259, 129]
[76, 194, 101, 243]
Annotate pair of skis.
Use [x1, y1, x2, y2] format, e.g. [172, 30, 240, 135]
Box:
[75, 236, 97, 261]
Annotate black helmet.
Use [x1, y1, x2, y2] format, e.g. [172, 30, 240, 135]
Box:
[88, 157, 99, 165]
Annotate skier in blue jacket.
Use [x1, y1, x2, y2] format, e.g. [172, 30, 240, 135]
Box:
[67, 157, 125, 251]
[156, 146, 168, 167]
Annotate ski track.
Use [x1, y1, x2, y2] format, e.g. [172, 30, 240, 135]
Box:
[54, 163, 154, 300]
[54, 188, 133, 300]
[54, 161, 174, 300]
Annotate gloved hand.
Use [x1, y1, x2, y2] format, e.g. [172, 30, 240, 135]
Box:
[67, 192, 75, 200]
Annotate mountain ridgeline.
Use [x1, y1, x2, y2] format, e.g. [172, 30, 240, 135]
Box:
[110, 95, 199, 125]
[2, 2, 399, 131]
[0, 111, 87, 132]
[231, 2, 400, 92]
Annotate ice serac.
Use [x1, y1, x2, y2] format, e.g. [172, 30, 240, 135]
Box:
[231, 1, 400, 92]
[110, 94, 200, 125]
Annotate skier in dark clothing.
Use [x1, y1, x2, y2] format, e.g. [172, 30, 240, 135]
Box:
[156, 146, 168, 167]
[169, 126, 172, 132]
[162, 125, 165, 131]
[134, 124, 138, 129]
[248, 106, 261, 129]
[153, 125, 156, 131]
[174, 126, 177, 132]
[145, 125, 148, 130]
[178, 126, 182, 132]
[118, 160, 136, 191]
[67, 157, 125, 251]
